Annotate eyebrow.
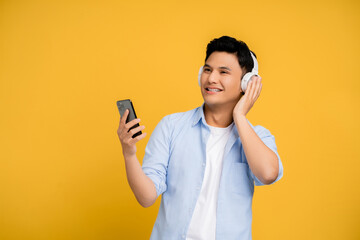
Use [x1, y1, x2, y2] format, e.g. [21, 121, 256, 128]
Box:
[204, 64, 231, 71]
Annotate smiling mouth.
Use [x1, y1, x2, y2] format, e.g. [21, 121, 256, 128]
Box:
[205, 88, 222, 92]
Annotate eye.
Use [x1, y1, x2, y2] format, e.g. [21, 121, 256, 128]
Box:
[203, 68, 211, 72]
[221, 71, 229, 74]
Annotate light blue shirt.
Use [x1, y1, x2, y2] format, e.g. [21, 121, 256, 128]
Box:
[142, 104, 284, 240]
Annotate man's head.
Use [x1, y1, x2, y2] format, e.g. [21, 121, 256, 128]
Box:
[199, 36, 256, 108]
[205, 36, 256, 74]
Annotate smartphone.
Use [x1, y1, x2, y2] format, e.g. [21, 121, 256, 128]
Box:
[116, 99, 142, 138]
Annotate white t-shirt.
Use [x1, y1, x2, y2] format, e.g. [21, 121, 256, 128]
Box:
[186, 122, 234, 240]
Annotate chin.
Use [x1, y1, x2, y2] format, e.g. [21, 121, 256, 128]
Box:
[203, 98, 225, 107]
[203, 96, 240, 108]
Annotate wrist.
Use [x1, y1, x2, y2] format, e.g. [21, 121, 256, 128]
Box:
[123, 152, 136, 161]
[233, 112, 246, 122]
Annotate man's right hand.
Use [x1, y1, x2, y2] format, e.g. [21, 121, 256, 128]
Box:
[117, 109, 147, 158]
[116, 109, 156, 208]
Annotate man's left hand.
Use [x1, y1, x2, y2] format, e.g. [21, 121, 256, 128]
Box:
[233, 76, 262, 119]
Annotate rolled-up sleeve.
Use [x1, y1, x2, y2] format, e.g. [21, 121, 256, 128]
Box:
[249, 126, 284, 186]
[142, 116, 171, 197]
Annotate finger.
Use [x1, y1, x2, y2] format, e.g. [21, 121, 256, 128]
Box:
[120, 109, 129, 126]
[126, 125, 145, 138]
[125, 118, 141, 130]
[254, 81, 262, 101]
[120, 125, 140, 144]
[251, 77, 261, 100]
[245, 80, 253, 96]
[118, 109, 131, 136]
[257, 82, 262, 99]
[256, 78, 262, 97]
[118, 113, 125, 135]
[248, 78, 258, 100]
[129, 132, 147, 144]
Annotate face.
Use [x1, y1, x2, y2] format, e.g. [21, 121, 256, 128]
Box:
[200, 51, 244, 108]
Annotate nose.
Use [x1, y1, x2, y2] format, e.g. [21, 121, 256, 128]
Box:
[207, 70, 219, 84]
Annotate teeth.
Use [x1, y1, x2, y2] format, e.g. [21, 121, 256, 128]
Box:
[207, 88, 221, 92]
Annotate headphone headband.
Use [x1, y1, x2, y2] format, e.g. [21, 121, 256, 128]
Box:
[250, 51, 258, 74]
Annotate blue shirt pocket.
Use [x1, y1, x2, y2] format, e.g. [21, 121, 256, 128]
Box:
[230, 162, 254, 196]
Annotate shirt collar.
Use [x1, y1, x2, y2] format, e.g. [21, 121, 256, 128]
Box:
[192, 102, 206, 127]
[191, 103, 240, 138]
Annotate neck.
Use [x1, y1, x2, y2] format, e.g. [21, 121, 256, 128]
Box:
[203, 103, 235, 128]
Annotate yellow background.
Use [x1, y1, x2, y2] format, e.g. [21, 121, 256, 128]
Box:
[1, 0, 359, 239]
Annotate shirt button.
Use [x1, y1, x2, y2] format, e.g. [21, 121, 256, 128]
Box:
[182, 235, 185, 238]
[202, 163, 205, 167]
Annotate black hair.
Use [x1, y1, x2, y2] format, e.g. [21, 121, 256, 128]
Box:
[205, 36, 256, 74]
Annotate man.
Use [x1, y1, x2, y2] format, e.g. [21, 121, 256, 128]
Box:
[117, 36, 284, 240]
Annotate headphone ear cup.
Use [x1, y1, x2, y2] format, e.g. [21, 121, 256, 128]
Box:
[198, 66, 203, 86]
[241, 72, 256, 93]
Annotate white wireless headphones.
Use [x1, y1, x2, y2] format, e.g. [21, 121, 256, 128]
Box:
[198, 51, 260, 93]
